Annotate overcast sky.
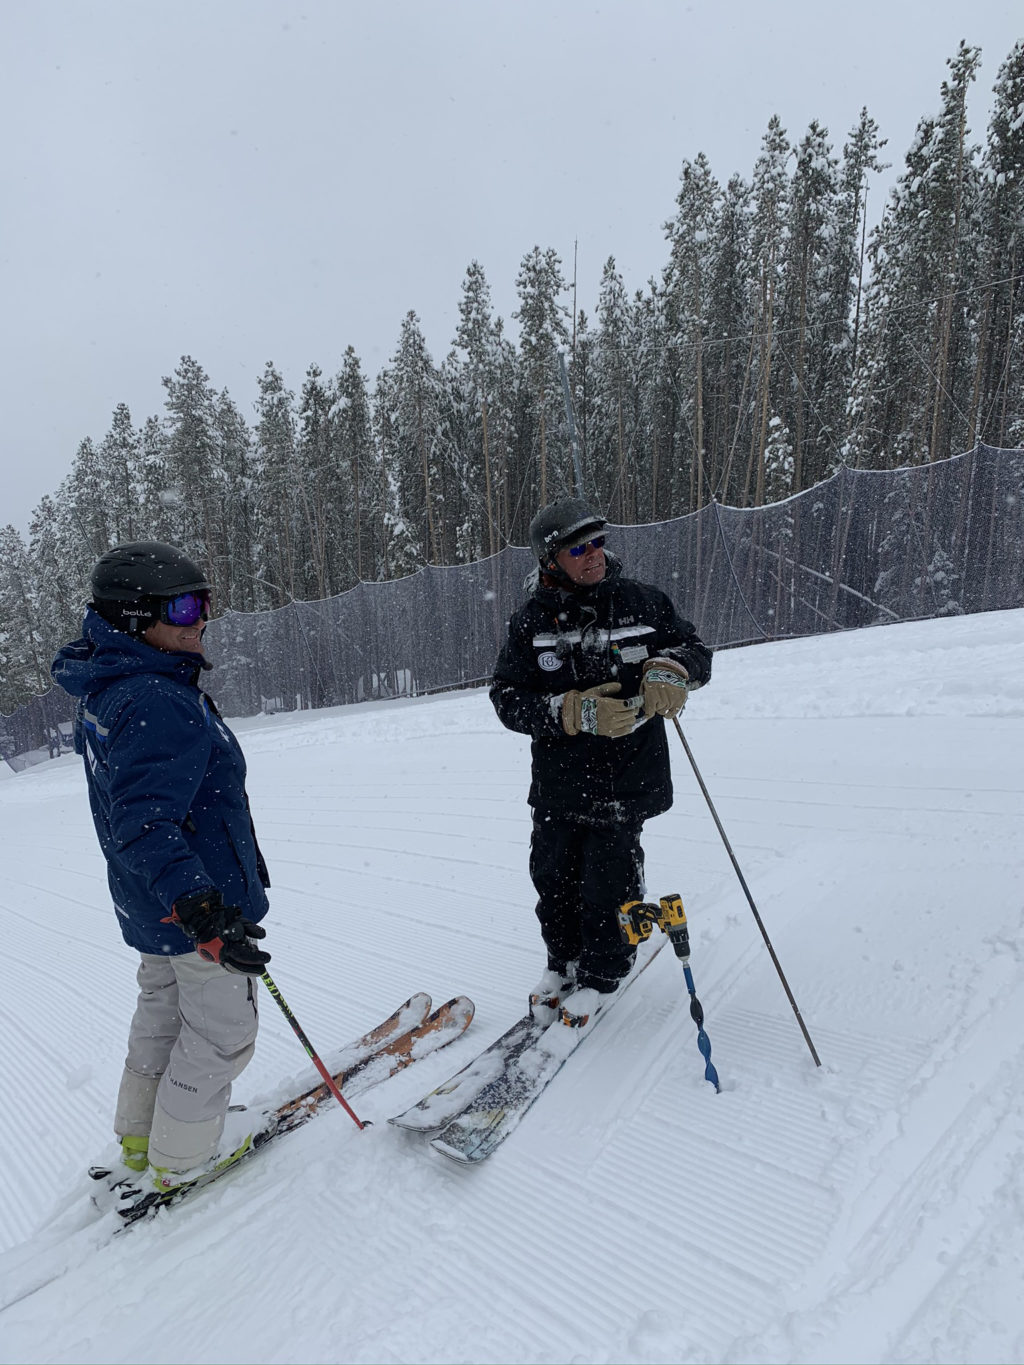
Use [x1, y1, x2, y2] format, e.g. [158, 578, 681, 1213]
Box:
[2, 0, 1020, 534]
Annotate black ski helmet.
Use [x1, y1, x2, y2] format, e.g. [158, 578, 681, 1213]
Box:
[528, 498, 607, 567]
[90, 541, 211, 634]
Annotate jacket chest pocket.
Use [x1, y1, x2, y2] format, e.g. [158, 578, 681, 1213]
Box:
[221, 812, 253, 892]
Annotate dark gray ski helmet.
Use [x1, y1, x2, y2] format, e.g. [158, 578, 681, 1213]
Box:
[91, 541, 211, 601]
[528, 498, 607, 566]
[90, 541, 211, 635]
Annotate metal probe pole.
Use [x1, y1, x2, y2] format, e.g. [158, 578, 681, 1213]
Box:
[673, 718, 822, 1068]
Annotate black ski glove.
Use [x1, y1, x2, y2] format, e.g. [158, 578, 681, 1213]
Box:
[166, 889, 271, 976]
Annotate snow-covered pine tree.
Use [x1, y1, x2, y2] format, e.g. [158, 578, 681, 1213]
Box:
[95, 404, 143, 544]
[372, 362, 423, 580]
[926, 43, 984, 463]
[914, 542, 962, 615]
[589, 257, 638, 521]
[37, 429, 139, 638]
[388, 312, 445, 564]
[161, 356, 223, 569]
[872, 468, 932, 620]
[0, 526, 50, 709]
[631, 275, 676, 521]
[253, 362, 301, 607]
[489, 316, 520, 544]
[567, 306, 594, 503]
[778, 121, 840, 494]
[664, 153, 721, 511]
[847, 45, 983, 470]
[746, 116, 791, 506]
[708, 174, 755, 505]
[454, 261, 509, 557]
[26, 493, 85, 671]
[58, 438, 112, 559]
[296, 364, 346, 601]
[822, 108, 887, 475]
[432, 348, 480, 564]
[135, 415, 179, 543]
[513, 246, 570, 525]
[763, 414, 795, 503]
[975, 40, 1024, 449]
[761, 414, 798, 629]
[212, 388, 257, 611]
[335, 346, 378, 583]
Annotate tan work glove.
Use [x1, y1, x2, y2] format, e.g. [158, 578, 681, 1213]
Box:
[641, 658, 690, 719]
[561, 682, 637, 739]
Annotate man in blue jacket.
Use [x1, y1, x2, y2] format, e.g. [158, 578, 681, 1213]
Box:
[52, 542, 272, 1191]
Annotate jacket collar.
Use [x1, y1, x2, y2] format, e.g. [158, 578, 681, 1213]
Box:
[51, 607, 211, 699]
[529, 551, 624, 609]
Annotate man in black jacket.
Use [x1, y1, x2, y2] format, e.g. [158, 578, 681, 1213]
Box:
[490, 498, 712, 1027]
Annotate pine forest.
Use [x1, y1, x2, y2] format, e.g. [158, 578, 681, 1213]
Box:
[1, 39, 1022, 714]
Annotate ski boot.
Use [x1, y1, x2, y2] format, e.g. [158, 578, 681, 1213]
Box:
[529, 963, 576, 1026]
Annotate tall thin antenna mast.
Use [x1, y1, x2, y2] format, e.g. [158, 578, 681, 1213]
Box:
[558, 351, 584, 496]
[572, 238, 578, 364]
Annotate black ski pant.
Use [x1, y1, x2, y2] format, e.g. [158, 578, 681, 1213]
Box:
[529, 808, 645, 992]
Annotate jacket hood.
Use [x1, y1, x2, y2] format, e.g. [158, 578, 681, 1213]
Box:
[52, 606, 211, 699]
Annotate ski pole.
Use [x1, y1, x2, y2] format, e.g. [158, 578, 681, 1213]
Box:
[618, 898, 720, 1092]
[260, 970, 367, 1130]
[672, 718, 822, 1069]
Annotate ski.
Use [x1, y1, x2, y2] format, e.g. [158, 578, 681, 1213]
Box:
[430, 946, 662, 1164]
[388, 1014, 545, 1135]
[391, 940, 664, 1164]
[89, 990, 433, 1188]
[101, 992, 474, 1226]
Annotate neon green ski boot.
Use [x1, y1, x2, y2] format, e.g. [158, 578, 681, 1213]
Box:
[151, 1133, 254, 1194]
[120, 1134, 149, 1172]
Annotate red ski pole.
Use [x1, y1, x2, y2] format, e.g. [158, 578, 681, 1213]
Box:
[260, 970, 367, 1129]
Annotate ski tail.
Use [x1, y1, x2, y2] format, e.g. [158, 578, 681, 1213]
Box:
[277, 991, 433, 1120]
[342, 995, 475, 1097]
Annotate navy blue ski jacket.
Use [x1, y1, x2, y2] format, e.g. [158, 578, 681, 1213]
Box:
[52, 609, 270, 956]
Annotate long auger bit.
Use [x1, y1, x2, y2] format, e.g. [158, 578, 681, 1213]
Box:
[618, 894, 721, 1093]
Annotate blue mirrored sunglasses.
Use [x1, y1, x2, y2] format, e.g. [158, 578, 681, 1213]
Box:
[567, 535, 606, 558]
[159, 591, 211, 627]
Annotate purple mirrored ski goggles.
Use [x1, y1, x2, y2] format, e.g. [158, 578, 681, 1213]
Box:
[159, 591, 211, 627]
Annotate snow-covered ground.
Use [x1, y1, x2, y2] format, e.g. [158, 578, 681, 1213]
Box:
[2, 609, 1023, 1365]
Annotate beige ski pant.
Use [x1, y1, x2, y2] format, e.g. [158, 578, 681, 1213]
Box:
[114, 951, 259, 1171]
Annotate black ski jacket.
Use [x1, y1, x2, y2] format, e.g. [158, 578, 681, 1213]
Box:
[490, 555, 712, 822]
